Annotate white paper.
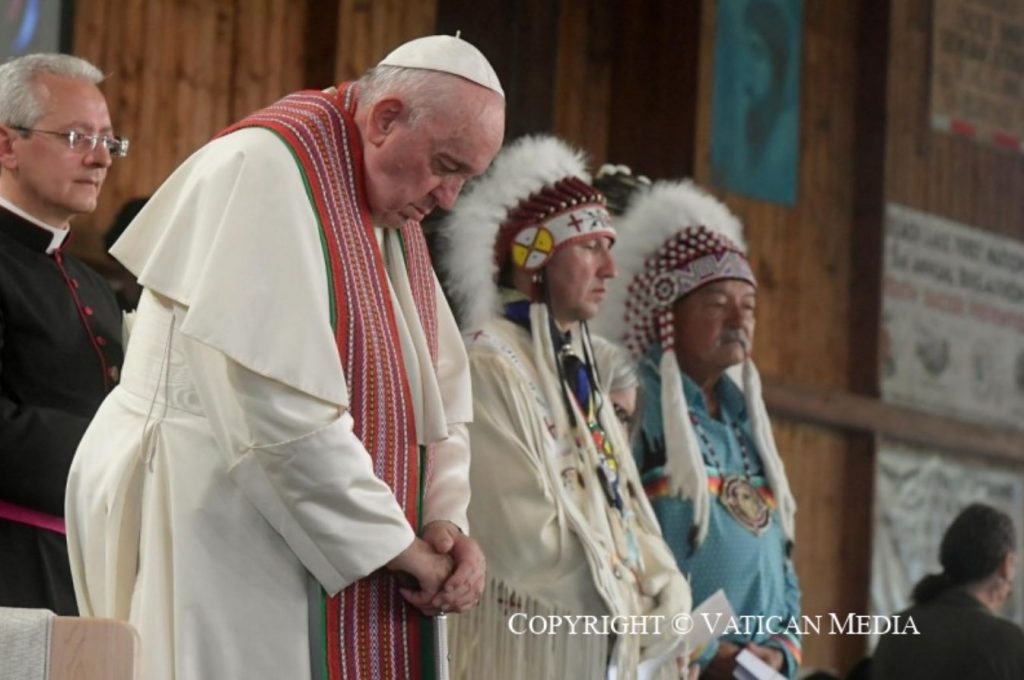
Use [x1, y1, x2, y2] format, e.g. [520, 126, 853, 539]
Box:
[686, 589, 735, 651]
[733, 648, 786, 680]
[609, 589, 736, 680]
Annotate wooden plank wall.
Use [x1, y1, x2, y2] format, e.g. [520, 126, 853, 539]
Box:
[553, 0, 612, 163]
[887, 0, 1024, 236]
[553, 0, 701, 178]
[70, 0, 302, 266]
[335, 0, 438, 79]
[68, 0, 435, 267]
[436, 0, 562, 140]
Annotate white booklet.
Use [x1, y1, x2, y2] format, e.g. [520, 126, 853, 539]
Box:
[608, 589, 736, 680]
[733, 648, 787, 680]
[684, 589, 735, 653]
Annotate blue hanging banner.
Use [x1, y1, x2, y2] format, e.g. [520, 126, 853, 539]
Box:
[0, 0, 63, 57]
[710, 0, 804, 206]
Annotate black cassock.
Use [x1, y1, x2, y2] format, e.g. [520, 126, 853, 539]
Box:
[0, 205, 123, 614]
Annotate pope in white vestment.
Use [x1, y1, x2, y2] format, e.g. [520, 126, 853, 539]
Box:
[65, 36, 506, 680]
[65, 125, 470, 680]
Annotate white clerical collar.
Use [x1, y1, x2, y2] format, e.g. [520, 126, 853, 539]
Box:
[0, 196, 70, 253]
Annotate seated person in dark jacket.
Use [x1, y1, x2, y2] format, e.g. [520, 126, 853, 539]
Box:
[872, 503, 1024, 680]
[0, 53, 127, 614]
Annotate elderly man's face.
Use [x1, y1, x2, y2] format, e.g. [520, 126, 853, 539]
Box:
[672, 279, 756, 380]
[544, 235, 617, 329]
[363, 79, 504, 228]
[0, 73, 113, 226]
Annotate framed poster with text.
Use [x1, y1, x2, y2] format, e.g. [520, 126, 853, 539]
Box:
[931, 0, 1024, 152]
[881, 204, 1024, 430]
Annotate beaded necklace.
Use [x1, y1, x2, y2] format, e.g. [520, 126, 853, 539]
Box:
[505, 300, 642, 565]
[688, 411, 755, 480]
[560, 342, 624, 512]
[687, 409, 772, 536]
[558, 341, 642, 569]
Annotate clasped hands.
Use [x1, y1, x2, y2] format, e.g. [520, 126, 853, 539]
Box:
[386, 520, 486, 617]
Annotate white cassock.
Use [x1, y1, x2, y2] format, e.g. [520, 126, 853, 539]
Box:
[65, 128, 472, 680]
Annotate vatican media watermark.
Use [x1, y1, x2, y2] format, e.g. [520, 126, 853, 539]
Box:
[507, 612, 919, 637]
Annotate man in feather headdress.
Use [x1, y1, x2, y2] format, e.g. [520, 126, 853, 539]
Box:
[594, 180, 802, 678]
[441, 135, 691, 680]
[65, 35, 504, 680]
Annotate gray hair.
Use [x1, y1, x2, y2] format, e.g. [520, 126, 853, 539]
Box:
[356, 65, 468, 127]
[0, 53, 104, 127]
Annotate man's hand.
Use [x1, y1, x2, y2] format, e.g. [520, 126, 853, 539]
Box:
[701, 641, 741, 680]
[745, 643, 785, 671]
[675, 656, 700, 680]
[639, 570, 689, 662]
[386, 537, 454, 616]
[422, 520, 486, 614]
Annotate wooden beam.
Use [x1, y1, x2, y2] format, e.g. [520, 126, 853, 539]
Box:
[437, 0, 562, 138]
[553, 0, 613, 162]
[848, 0, 889, 397]
[605, 0, 700, 177]
[763, 378, 1024, 463]
[303, 0, 340, 88]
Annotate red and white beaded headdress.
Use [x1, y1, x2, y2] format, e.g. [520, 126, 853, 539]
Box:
[595, 180, 755, 360]
[441, 134, 614, 331]
[625, 225, 755, 356]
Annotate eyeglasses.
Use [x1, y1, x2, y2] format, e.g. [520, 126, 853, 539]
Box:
[12, 126, 130, 158]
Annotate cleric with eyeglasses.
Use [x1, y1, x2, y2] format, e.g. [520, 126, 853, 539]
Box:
[0, 53, 126, 616]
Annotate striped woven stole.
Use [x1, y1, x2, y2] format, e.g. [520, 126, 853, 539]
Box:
[219, 84, 439, 680]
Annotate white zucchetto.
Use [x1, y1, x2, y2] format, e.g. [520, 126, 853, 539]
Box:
[378, 34, 504, 97]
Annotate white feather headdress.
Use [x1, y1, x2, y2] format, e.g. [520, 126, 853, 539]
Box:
[439, 134, 591, 331]
[592, 180, 746, 344]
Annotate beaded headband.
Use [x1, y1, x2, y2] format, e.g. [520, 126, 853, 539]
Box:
[624, 225, 755, 356]
[441, 134, 608, 330]
[495, 176, 614, 272]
